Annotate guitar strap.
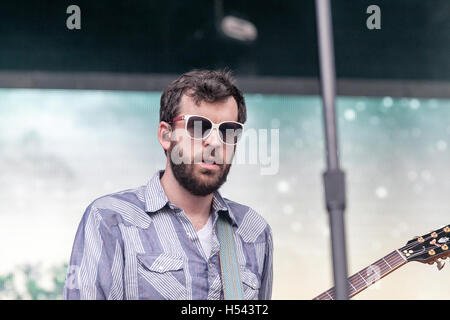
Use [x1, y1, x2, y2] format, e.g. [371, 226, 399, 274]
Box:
[216, 213, 245, 300]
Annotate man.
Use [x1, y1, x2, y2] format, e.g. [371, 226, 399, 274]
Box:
[63, 69, 273, 300]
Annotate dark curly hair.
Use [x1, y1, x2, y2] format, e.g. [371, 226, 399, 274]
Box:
[160, 69, 247, 125]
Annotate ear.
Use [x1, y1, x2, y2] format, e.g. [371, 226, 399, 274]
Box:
[158, 122, 172, 154]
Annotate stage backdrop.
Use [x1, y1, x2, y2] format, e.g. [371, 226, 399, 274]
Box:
[0, 88, 449, 299]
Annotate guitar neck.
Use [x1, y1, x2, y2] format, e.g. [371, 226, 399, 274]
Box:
[313, 249, 408, 300]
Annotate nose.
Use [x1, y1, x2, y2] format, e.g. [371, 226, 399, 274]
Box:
[204, 127, 222, 148]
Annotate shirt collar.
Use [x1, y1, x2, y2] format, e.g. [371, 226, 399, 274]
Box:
[144, 170, 170, 213]
[144, 169, 237, 225]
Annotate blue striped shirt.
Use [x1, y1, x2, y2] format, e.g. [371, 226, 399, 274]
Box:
[63, 170, 273, 300]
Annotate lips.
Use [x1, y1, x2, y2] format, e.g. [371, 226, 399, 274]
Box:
[199, 158, 220, 170]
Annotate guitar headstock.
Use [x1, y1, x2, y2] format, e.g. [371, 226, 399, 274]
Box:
[399, 225, 450, 267]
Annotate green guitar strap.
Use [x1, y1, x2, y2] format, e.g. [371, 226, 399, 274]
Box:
[216, 214, 245, 300]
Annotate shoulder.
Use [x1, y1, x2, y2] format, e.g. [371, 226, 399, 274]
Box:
[81, 185, 151, 230]
[223, 197, 272, 243]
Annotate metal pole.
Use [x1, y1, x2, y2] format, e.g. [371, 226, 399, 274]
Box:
[314, 0, 349, 300]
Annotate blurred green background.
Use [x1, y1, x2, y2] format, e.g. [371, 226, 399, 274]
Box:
[0, 89, 449, 299]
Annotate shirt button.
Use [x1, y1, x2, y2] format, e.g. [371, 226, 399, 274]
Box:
[186, 232, 191, 238]
[209, 263, 214, 268]
[158, 266, 163, 271]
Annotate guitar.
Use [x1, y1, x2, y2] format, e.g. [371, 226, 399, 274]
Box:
[313, 224, 450, 300]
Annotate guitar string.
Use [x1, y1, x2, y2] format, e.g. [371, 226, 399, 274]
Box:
[346, 241, 448, 292]
[339, 252, 404, 293]
[319, 238, 448, 299]
[318, 251, 404, 298]
[315, 226, 449, 299]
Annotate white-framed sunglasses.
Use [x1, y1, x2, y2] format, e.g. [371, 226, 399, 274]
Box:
[169, 114, 244, 145]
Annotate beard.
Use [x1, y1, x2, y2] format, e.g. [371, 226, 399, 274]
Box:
[168, 142, 232, 196]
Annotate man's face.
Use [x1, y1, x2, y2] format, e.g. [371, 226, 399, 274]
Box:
[168, 94, 239, 196]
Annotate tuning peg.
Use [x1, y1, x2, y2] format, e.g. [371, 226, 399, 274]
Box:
[436, 260, 446, 271]
[416, 236, 425, 243]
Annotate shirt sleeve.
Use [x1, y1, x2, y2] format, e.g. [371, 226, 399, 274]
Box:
[258, 225, 273, 300]
[63, 204, 124, 300]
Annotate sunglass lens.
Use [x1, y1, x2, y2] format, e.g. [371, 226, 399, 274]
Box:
[219, 122, 244, 144]
[186, 116, 212, 139]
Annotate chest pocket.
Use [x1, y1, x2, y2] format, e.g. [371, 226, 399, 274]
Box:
[137, 253, 187, 300]
[240, 266, 261, 300]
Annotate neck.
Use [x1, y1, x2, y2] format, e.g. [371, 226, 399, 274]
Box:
[160, 165, 213, 231]
[313, 250, 408, 300]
